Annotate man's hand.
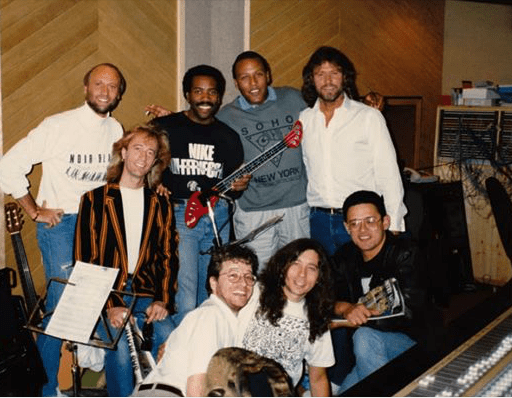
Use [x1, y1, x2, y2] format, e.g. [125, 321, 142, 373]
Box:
[363, 91, 385, 111]
[38, 200, 64, 228]
[155, 183, 171, 199]
[107, 306, 129, 329]
[145, 301, 169, 323]
[17, 195, 64, 228]
[157, 342, 166, 363]
[145, 104, 172, 118]
[231, 174, 252, 192]
[342, 303, 380, 326]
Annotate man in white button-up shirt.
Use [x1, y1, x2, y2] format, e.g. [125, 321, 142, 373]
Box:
[299, 46, 407, 257]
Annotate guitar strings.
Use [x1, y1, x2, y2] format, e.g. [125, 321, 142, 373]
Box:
[214, 134, 299, 194]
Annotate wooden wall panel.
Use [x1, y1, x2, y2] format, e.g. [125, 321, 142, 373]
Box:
[250, 0, 445, 169]
[1, 0, 178, 299]
[1, 0, 100, 297]
[98, 0, 178, 129]
[0, 15, 3, 268]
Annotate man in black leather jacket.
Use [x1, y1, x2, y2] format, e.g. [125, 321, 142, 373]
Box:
[329, 190, 425, 394]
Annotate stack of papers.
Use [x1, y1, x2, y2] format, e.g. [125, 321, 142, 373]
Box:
[462, 88, 500, 106]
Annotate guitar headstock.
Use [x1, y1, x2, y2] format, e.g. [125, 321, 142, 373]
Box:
[5, 202, 23, 234]
[359, 284, 389, 314]
[284, 120, 303, 149]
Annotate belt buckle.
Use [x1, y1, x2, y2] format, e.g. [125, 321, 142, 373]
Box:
[138, 383, 183, 396]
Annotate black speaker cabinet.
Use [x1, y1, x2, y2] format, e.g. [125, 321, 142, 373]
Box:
[0, 268, 46, 396]
[405, 181, 474, 304]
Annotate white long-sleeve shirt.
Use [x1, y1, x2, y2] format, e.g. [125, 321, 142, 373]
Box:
[300, 96, 407, 231]
[0, 103, 123, 214]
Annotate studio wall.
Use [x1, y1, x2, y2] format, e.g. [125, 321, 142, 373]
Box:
[250, 0, 445, 170]
[1, 0, 178, 297]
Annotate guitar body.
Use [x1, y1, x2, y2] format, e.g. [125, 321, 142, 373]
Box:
[185, 190, 220, 228]
[184, 120, 303, 228]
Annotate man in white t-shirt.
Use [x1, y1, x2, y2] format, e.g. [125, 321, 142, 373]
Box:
[136, 244, 259, 397]
[75, 125, 179, 396]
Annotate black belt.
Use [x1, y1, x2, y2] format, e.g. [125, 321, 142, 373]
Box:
[311, 206, 344, 215]
[138, 383, 183, 396]
[173, 199, 188, 205]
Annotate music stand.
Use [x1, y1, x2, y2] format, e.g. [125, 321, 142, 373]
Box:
[202, 214, 285, 255]
[27, 276, 135, 397]
[226, 214, 284, 247]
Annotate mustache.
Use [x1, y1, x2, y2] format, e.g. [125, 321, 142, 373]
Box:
[194, 101, 216, 107]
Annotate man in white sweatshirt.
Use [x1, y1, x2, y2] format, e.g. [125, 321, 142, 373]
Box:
[0, 63, 126, 397]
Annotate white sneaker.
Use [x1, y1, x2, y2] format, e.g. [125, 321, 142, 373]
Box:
[331, 382, 343, 396]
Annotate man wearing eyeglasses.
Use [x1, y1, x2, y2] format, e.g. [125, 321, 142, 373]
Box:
[136, 245, 258, 397]
[328, 190, 425, 395]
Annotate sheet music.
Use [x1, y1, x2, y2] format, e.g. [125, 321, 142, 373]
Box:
[45, 261, 119, 344]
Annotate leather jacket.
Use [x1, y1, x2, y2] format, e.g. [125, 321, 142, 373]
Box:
[332, 232, 426, 339]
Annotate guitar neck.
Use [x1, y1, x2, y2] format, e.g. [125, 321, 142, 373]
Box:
[214, 139, 290, 194]
[10, 233, 39, 316]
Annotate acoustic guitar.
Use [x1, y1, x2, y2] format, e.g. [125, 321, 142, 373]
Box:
[185, 120, 303, 228]
[5, 202, 40, 323]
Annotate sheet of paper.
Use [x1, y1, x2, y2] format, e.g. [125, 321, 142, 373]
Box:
[45, 261, 119, 344]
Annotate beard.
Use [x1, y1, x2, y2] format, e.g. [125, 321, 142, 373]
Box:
[317, 85, 344, 103]
[189, 101, 220, 121]
[86, 96, 120, 116]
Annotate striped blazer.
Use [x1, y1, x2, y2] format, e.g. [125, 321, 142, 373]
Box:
[74, 183, 179, 311]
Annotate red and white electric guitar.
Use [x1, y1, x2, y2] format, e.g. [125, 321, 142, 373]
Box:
[185, 120, 303, 228]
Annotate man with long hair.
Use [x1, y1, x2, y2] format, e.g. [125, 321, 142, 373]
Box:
[0, 63, 126, 396]
[74, 125, 179, 396]
[239, 238, 335, 396]
[300, 46, 407, 255]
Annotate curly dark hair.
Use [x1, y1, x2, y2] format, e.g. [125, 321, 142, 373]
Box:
[231, 51, 273, 85]
[182, 64, 226, 102]
[206, 245, 259, 294]
[257, 238, 334, 342]
[301, 46, 360, 108]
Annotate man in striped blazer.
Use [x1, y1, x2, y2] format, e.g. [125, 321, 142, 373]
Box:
[74, 124, 179, 397]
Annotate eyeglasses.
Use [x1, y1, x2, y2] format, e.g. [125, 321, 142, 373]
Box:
[346, 216, 382, 231]
[219, 271, 257, 285]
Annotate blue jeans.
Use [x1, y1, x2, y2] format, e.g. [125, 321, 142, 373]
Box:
[328, 328, 356, 386]
[309, 208, 351, 256]
[336, 327, 416, 394]
[96, 288, 175, 397]
[172, 200, 230, 325]
[36, 214, 77, 396]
